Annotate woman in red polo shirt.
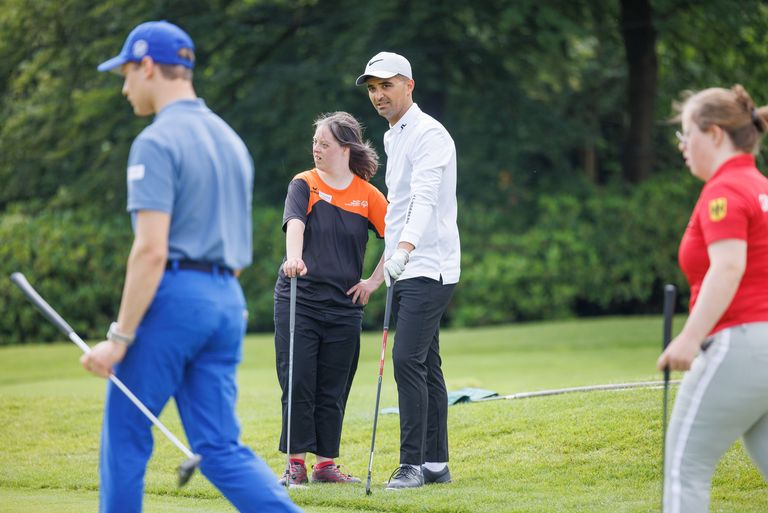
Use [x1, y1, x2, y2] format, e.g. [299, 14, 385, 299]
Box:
[657, 85, 768, 512]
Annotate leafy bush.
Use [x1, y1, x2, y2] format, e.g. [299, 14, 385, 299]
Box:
[0, 207, 132, 345]
[451, 171, 696, 326]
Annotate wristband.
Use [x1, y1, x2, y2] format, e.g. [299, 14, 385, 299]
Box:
[107, 322, 135, 346]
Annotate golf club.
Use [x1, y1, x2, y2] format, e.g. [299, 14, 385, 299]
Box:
[9, 272, 201, 487]
[660, 283, 676, 510]
[283, 276, 297, 488]
[365, 284, 394, 495]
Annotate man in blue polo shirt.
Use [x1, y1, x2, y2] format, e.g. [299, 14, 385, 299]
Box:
[80, 20, 302, 513]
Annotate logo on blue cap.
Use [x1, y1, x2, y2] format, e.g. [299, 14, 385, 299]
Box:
[132, 40, 149, 59]
[97, 20, 195, 72]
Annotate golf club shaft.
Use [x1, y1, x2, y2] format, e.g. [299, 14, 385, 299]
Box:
[661, 283, 676, 511]
[10, 272, 194, 459]
[366, 284, 394, 494]
[285, 276, 297, 483]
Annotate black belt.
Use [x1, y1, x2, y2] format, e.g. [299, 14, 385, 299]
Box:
[166, 260, 233, 275]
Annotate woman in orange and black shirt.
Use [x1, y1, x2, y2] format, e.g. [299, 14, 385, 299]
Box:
[275, 112, 388, 485]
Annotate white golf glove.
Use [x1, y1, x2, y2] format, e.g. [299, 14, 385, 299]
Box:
[383, 248, 410, 287]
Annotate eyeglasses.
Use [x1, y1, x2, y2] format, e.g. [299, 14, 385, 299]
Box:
[675, 130, 688, 145]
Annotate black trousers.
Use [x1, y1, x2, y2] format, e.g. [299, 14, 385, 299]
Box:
[274, 299, 361, 458]
[392, 277, 456, 465]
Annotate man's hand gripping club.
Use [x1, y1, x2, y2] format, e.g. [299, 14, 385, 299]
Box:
[383, 247, 410, 286]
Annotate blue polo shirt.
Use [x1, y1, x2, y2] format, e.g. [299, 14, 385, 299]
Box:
[126, 99, 253, 270]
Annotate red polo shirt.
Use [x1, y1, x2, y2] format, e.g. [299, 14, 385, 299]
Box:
[679, 154, 768, 334]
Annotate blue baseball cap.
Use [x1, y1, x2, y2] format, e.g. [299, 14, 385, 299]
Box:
[97, 20, 195, 72]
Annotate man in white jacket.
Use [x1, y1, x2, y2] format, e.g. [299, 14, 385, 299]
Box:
[356, 51, 461, 490]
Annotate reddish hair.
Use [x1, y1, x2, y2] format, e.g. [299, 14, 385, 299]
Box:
[676, 84, 767, 154]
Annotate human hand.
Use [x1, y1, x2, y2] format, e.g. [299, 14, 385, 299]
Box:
[283, 257, 307, 278]
[347, 277, 383, 305]
[656, 334, 702, 372]
[80, 340, 128, 378]
[383, 248, 409, 286]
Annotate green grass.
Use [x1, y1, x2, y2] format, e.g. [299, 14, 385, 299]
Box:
[1, 316, 766, 512]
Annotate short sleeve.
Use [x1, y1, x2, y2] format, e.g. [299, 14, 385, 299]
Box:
[368, 186, 388, 239]
[282, 178, 310, 231]
[126, 137, 175, 213]
[698, 183, 749, 245]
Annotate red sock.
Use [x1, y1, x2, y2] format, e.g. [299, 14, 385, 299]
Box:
[315, 460, 335, 469]
[290, 458, 305, 466]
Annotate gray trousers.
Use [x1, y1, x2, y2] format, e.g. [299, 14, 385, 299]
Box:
[664, 323, 768, 513]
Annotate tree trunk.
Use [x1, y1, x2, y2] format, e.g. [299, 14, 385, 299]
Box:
[620, 0, 658, 183]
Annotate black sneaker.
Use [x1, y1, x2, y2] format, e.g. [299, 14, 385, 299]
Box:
[385, 465, 424, 490]
[422, 465, 451, 484]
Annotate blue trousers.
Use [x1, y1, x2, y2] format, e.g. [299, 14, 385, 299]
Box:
[99, 269, 302, 513]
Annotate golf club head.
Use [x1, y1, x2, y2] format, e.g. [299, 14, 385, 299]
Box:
[177, 454, 202, 487]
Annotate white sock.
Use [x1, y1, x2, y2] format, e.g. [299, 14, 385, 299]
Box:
[402, 464, 421, 472]
[423, 462, 446, 472]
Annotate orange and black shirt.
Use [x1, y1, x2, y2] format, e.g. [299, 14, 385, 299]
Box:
[275, 169, 387, 310]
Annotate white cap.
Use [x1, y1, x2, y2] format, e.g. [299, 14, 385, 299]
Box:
[355, 52, 412, 86]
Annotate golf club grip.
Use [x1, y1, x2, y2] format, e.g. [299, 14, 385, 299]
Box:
[289, 277, 297, 331]
[10, 272, 75, 336]
[383, 285, 393, 331]
[662, 284, 676, 349]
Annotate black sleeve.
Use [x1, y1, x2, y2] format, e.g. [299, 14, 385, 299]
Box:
[282, 179, 310, 232]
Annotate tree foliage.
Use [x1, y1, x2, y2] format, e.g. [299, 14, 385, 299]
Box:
[3, 0, 767, 211]
[2, 0, 768, 341]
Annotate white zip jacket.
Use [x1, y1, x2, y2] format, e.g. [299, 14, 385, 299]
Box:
[383, 103, 460, 284]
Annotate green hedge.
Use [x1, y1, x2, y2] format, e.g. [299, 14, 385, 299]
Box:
[0, 172, 699, 344]
[0, 208, 132, 345]
[452, 172, 696, 326]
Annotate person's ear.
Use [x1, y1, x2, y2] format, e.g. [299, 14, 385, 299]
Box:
[140, 56, 155, 79]
[709, 124, 726, 146]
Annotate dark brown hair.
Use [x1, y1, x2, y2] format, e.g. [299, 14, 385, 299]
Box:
[675, 84, 768, 153]
[314, 111, 379, 180]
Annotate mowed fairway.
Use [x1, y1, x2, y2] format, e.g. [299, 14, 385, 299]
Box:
[1, 316, 766, 513]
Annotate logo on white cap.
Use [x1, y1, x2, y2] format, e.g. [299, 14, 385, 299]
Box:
[132, 40, 149, 59]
